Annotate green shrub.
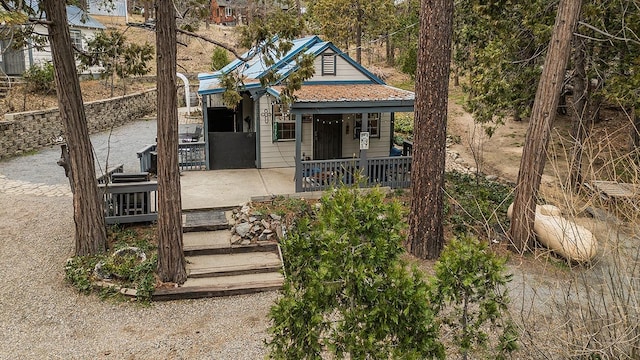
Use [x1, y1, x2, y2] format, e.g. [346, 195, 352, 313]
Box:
[64, 255, 104, 294]
[23, 62, 55, 94]
[268, 186, 444, 359]
[444, 171, 513, 237]
[431, 236, 517, 359]
[211, 47, 230, 71]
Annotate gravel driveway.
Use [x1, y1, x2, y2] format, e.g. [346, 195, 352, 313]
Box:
[0, 191, 277, 359]
[0, 114, 279, 359]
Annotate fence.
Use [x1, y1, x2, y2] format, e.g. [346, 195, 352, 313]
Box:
[297, 155, 412, 192]
[137, 142, 206, 172]
[96, 163, 124, 184]
[98, 181, 158, 225]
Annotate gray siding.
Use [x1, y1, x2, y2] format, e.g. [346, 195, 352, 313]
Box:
[258, 95, 312, 168]
[308, 50, 371, 83]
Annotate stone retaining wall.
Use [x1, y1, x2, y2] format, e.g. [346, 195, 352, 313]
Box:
[0, 89, 156, 160]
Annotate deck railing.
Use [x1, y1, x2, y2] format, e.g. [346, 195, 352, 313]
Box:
[137, 142, 206, 172]
[98, 181, 158, 225]
[137, 144, 157, 173]
[298, 156, 412, 192]
[178, 141, 206, 170]
[402, 140, 413, 156]
[96, 163, 124, 184]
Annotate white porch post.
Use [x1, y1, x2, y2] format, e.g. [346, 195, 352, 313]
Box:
[295, 113, 303, 192]
[359, 112, 369, 184]
[203, 95, 210, 170]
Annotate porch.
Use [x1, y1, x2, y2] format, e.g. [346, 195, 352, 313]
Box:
[136, 141, 413, 195]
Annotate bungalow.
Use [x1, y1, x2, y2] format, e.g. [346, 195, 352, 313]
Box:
[210, 0, 244, 26]
[0, 3, 106, 76]
[197, 36, 414, 192]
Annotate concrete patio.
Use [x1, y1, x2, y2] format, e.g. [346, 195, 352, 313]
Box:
[180, 167, 296, 210]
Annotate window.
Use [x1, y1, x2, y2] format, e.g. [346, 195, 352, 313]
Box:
[322, 53, 336, 75]
[225, 7, 233, 17]
[272, 103, 296, 141]
[353, 113, 380, 139]
[70, 30, 83, 50]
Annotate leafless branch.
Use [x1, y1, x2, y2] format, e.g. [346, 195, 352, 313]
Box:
[27, 17, 54, 26]
[175, 28, 248, 61]
[578, 21, 640, 46]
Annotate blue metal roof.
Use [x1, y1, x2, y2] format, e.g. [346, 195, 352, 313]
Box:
[66, 5, 106, 29]
[198, 35, 386, 95]
[23, 1, 106, 30]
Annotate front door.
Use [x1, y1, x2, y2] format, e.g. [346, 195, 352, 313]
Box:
[313, 114, 342, 160]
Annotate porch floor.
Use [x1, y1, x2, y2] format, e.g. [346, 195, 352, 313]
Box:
[180, 167, 295, 210]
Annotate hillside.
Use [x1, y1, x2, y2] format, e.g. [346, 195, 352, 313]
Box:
[0, 20, 240, 118]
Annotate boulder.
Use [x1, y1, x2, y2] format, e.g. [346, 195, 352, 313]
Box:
[507, 204, 597, 262]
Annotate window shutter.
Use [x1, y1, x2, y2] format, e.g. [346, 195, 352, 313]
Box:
[322, 53, 336, 75]
[272, 121, 279, 142]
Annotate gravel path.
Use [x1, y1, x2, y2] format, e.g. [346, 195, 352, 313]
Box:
[0, 118, 159, 186]
[0, 192, 277, 359]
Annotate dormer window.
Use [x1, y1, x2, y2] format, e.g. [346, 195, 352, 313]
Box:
[322, 53, 336, 75]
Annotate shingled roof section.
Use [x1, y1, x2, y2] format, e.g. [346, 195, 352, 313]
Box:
[273, 84, 415, 103]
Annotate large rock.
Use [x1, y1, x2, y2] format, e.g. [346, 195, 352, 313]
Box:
[507, 204, 597, 262]
[235, 222, 252, 238]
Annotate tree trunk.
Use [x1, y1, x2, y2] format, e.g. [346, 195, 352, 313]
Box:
[156, 0, 187, 284]
[143, 1, 153, 22]
[407, 0, 454, 259]
[630, 107, 640, 151]
[355, 2, 362, 64]
[509, 0, 582, 253]
[43, 0, 107, 256]
[295, 0, 302, 19]
[385, 33, 394, 66]
[568, 38, 589, 191]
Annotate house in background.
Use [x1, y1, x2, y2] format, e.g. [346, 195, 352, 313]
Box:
[197, 35, 415, 192]
[210, 0, 244, 26]
[87, 0, 128, 25]
[0, 3, 106, 76]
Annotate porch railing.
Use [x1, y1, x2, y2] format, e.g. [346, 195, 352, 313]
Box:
[298, 156, 412, 192]
[178, 141, 206, 170]
[402, 140, 413, 156]
[137, 141, 206, 172]
[96, 163, 124, 184]
[98, 181, 158, 225]
[137, 144, 157, 173]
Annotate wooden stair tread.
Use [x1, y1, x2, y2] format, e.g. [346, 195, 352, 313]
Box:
[183, 230, 231, 250]
[182, 210, 229, 232]
[152, 273, 284, 300]
[186, 252, 282, 277]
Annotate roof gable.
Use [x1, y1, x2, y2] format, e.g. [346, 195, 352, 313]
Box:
[198, 36, 384, 95]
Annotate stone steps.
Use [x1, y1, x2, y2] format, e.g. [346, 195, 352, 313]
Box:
[183, 230, 278, 256]
[150, 207, 285, 300]
[0, 76, 22, 99]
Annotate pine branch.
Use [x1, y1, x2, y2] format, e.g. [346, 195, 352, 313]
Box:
[175, 28, 248, 61]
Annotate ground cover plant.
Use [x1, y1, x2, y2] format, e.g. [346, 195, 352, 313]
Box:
[443, 171, 514, 238]
[64, 224, 158, 304]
